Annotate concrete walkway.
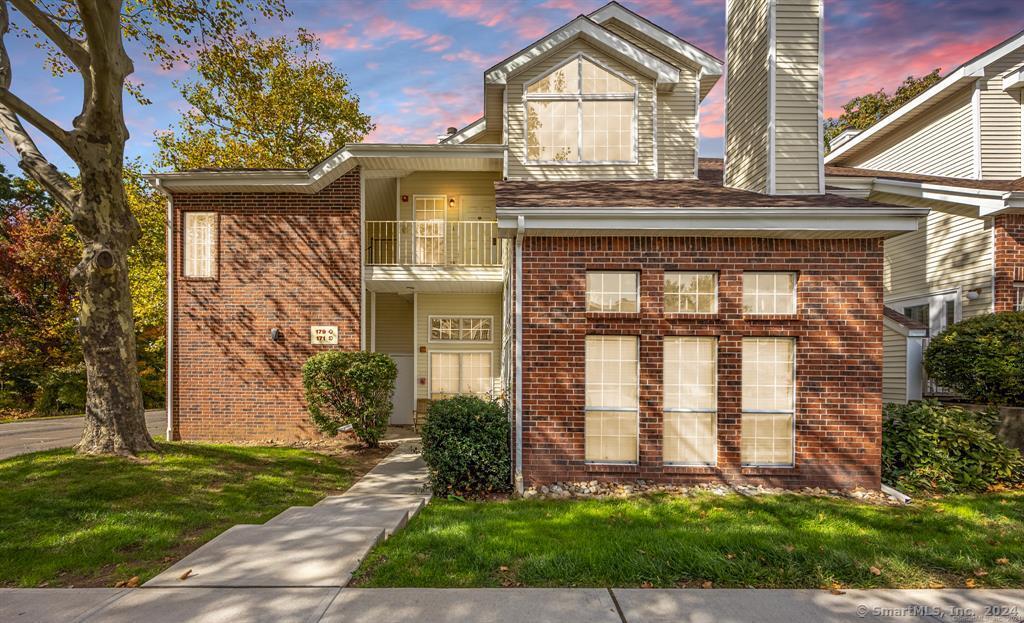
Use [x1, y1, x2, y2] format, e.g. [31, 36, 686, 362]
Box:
[0, 410, 165, 459]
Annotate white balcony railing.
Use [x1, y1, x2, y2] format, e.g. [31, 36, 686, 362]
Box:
[365, 221, 502, 267]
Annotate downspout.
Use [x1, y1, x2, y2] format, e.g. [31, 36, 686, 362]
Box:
[154, 179, 175, 442]
[514, 215, 525, 494]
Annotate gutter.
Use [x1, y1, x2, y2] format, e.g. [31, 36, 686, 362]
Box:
[514, 215, 525, 494]
[152, 179, 174, 442]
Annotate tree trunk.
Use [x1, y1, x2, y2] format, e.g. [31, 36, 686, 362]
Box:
[73, 155, 156, 455]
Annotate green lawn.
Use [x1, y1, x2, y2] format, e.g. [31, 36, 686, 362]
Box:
[353, 492, 1024, 589]
[0, 441, 383, 588]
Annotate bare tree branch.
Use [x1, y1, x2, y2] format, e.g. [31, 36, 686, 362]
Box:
[0, 87, 74, 153]
[8, 0, 89, 70]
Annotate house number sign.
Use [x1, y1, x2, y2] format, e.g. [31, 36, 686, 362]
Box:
[310, 325, 338, 345]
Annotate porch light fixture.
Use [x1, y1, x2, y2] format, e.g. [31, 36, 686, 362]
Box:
[270, 327, 282, 342]
[448, 198, 456, 209]
[966, 290, 980, 301]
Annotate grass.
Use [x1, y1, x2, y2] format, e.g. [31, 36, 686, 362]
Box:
[0, 441, 384, 588]
[353, 492, 1024, 589]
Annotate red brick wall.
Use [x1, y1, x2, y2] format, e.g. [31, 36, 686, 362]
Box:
[520, 236, 884, 489]
[170, 170, 361, 441]
[994, 214, 1024, 312]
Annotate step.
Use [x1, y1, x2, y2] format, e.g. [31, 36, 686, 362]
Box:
[264, 494, 425, 534]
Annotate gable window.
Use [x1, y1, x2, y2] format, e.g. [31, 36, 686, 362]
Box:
[663, 337, 717, 466]
[585, 335, 639, 463]
[587, 271, 639, 313]
[183, 212, 216, 278]
[743, 272, 797, 315]
[665, 272, 718, 314]
[525, 55, 636, 163]
[429, 316, 493, 343]
[741, 337, 795, 467]
[430, 352, 492, 398]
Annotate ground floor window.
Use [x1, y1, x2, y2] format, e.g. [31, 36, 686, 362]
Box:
[663, 336, 717, 465]
[429, 352, 491, 398]
[1015, 283, 1024, 312]
[741, 337, 795, 467]
[584, 335, 638, 463]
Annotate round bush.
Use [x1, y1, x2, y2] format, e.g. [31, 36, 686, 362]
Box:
[883, 401, 1024, 493]
[924, 311, 1024, 405]
[420, 395, 511, 496]
[302, 351, 396, 447]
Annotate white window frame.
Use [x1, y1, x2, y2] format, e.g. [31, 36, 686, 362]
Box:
[1015, 282, 1024, 312]
[412, 194, 447, 266]
[584, 335, 640, 465]
[888, 290, 961, 335]
[743, 272, 798, 316]
[183, 211, 217, 279]
[665, 271, 719, 315]
[663, 337, 718, 467]
[428, 315, 495, 344]
[523, 52, 639, 165]
[428, 350, 493, 399]
[741, 337, 797, 468]
[586, 271, 640, 313]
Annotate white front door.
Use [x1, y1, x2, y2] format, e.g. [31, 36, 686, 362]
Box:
[414, 195, 446, 265]
[389, 354, 414, 425]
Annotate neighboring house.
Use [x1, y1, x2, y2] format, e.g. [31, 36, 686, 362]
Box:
[147, 0, 926, 490]
[825, 29, 1024, 403]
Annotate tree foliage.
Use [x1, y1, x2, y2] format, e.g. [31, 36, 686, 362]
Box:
[825, 70, 943, 150]
[924, 312, 1024, 406]
[156, 29, 373, 170]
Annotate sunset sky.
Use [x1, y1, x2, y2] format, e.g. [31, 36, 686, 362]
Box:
[4, 0, 1022, 173]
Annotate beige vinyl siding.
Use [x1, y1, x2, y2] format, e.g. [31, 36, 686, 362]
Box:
[602, 20, 699, 179]
[506, 39, 656, 181]
[724, 0, 770, 193]
[397, 171, 499, 221]
[364, 177, 397, 221]
[773, 0, 822, 194]
[374, 293, 413, 354]
[416, 293, 503, 400]
[980, 49, 1024, 180]
[854, 85, 975, 178]
[873, 192, 993, 318]
[882, 325, 908, 404]
[470, 84, 505, 145]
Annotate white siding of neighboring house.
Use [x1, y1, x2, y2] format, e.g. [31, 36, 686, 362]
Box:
[883, 324, 908, 403]
[853, 85, 975, 178]
[724, 0, 770, 193]
[773, 0, 823, 194]
[505, 39, 657, 181]
[980, 48, 1024, 180]
[415, 293, 504, 401]
[873, 192, 993, 319]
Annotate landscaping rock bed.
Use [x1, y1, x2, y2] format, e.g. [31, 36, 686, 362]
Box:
[522, 480, 900, 505]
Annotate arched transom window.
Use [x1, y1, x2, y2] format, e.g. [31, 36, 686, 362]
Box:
[525, 55, 637, 163]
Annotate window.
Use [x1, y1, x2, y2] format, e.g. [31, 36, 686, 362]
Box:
[1016, 284, 1024, 312]
[741, 338, 795, 467]
[587, 272, 639, 313]
[902, 304, 929, 326]
[430, 352, 492, 398]
[585, 336, 638, 463]
[184, 212, 216, 278]
[525, 55, 636, 163]
[663, 337, 717, 465]
[429, 316, 493, 343]
[665, 272, 718, 314]
[743, 272, 797, 315]
[897, 292, 960, 335]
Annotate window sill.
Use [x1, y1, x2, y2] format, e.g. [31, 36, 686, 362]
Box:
[586, 312, 641, 320]
[584, 462, 639, 473]
[663, 464, 717, 473]
[740, 465, 796, 474]
[181, 276, 218, 282]
[665, 313, 720, 320]
[743, 314, 800, 322]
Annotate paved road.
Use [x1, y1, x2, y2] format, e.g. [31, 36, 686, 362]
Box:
[0, 410, 165, 460]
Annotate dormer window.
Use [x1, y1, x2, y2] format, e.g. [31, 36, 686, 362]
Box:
[525, 55, 637, 164]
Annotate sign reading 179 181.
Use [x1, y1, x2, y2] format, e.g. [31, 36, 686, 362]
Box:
[310, 325, 339, 345]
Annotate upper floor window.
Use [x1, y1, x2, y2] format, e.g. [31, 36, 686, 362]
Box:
[429, 316, 493, 343]
[183, 212, 216, 279]
[525, 55, 636, 164]
[665, 272, 718, 314]
[587, 271, 639, 313]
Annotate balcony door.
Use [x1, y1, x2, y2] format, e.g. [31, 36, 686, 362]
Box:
[414, 195, 446, 265]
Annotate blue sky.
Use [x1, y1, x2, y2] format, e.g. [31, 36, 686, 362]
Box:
[3, 0, 1022, 174]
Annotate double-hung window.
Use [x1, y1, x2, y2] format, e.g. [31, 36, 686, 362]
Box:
[663, 337, 717, 465]
[183, 212, 216, 278]
[585, 336, 638, 463]
[525, 55, 636, 163]
[741, 337, 796, 466]
[430, 352, 492, 398]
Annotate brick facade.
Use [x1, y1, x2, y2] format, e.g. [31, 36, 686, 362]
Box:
[170, 169, 361, 441]
[520, 236, 884, 489]
[994, 214, 1024, 312]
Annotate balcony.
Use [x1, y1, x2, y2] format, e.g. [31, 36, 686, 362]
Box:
[364, 221, 505, 293]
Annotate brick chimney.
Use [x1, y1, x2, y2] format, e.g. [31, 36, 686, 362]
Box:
[724, 0, 824, 195]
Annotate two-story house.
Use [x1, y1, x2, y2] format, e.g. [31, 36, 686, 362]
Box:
[148, 0, 925, 491]
[825, 29, 1024, 404]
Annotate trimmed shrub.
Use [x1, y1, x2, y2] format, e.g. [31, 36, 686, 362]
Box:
[420, 395, 511, 496]
[302, 351, 396, 447]
[882, 401, 1024, 493]
[924, 311, 1024, 405]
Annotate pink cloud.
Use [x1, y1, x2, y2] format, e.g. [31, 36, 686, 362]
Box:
[441, 49, 501, 66]
[699, 87, 723, 139]
[321, 15, 452, 53]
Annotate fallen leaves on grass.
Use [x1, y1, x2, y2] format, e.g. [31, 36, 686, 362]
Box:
[995, 558, 1010, 565]
[869, 566, 882, 576]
